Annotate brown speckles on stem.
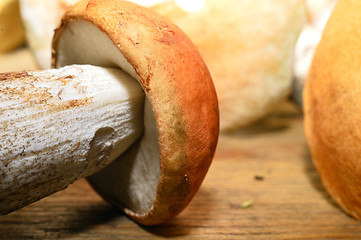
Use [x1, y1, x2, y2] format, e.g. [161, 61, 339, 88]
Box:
[66, 98, 93, 109]
[0, 72, 92, 111]
[0, 71, 30, 81]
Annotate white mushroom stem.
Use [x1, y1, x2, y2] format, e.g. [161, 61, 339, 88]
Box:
[0, 64, 144, 214]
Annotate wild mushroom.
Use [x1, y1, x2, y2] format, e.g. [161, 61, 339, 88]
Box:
[0, 0, 219, 226]
[304, 0, 361, 220]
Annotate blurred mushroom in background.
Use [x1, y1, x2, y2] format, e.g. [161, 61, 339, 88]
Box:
[0, 0, 25, 53]
[292, 0, 337, 107]
[19, 0, 79, 69]
[151, 0, 306, 131]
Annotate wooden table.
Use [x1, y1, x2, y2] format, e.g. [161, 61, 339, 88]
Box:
[1, 50, 361, 239]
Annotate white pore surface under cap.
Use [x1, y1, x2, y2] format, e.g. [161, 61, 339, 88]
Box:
[56, 20, 160, 214]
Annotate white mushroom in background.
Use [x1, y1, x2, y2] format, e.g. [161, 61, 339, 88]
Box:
[292, 0, 337, 107]
[151, 0, 306, 131]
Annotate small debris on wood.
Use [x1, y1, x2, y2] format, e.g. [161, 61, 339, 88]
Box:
[254, 175, 265, 181]
[229, 199, 254, 209]
[229, 202, 241, 209]
[241, 199, 254, 208]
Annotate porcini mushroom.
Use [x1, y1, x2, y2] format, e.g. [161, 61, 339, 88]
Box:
[304, 0, 361, 220]
[0, 0, 219, 226]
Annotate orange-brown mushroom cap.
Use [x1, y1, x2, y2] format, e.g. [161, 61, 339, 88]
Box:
[304, 0, 361, 220]
[52, 0, 219, 225]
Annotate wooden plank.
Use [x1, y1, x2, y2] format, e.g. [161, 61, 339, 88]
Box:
[1, 102, 361, 239]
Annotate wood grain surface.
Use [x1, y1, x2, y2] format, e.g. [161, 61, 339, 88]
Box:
[1, 102, 361, 239]
[1, 51, 361, 239]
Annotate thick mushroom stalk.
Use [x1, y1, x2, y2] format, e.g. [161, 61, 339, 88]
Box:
[0, 64, 144, 214]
